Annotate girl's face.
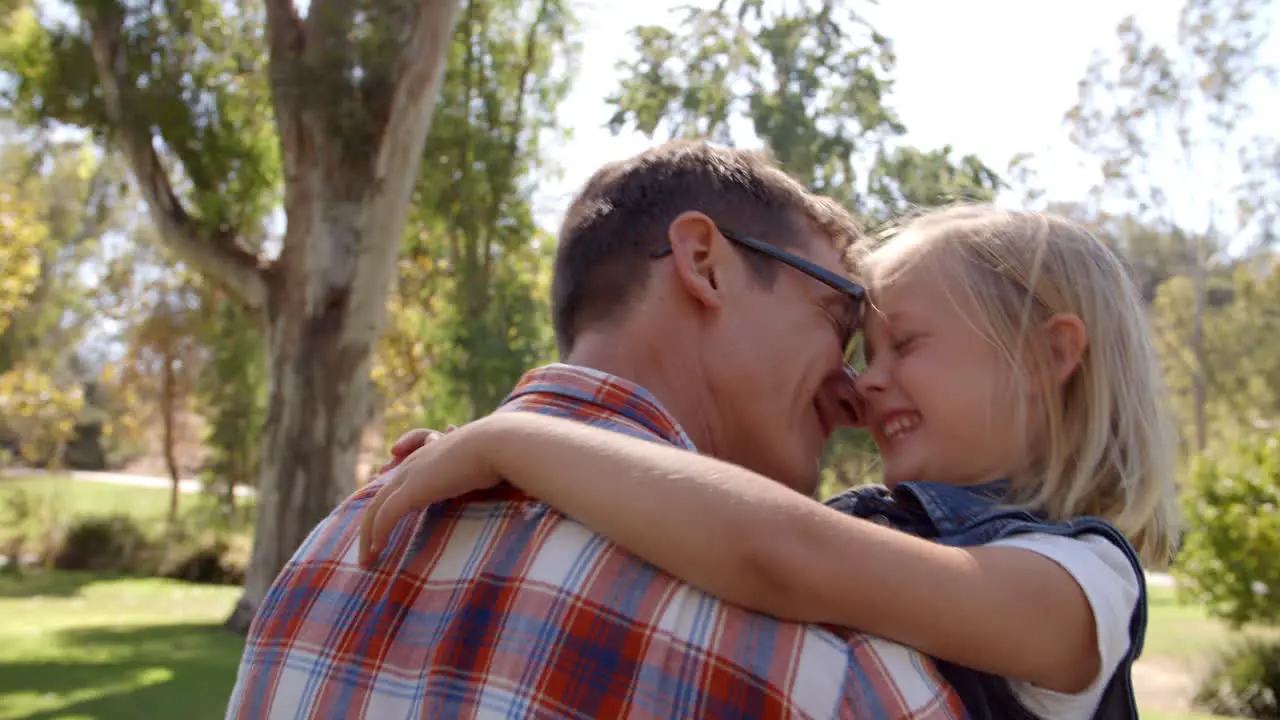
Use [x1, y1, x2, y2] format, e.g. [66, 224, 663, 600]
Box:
[854, 263, 1031, 488]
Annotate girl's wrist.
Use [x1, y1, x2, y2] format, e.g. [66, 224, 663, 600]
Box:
[462, 412, 525, 480]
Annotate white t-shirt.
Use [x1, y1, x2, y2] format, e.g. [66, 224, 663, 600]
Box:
[984, 532, 1142, 719]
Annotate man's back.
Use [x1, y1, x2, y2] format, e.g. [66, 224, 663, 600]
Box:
[227, 365, 966, 719]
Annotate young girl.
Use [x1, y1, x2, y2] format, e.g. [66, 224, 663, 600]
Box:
[360, 205, 1180, 719]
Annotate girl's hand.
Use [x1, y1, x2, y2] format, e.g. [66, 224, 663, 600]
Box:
[375, 425, 457, 475]
[358, 422, 501, 567]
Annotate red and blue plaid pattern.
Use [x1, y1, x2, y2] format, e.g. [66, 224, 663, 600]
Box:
[226, 363, 966, 719]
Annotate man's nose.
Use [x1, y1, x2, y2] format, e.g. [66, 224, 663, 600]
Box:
[818, 367, 865, 429]
[853, 356, 887, 397]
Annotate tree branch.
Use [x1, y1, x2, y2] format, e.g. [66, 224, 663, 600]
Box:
[84, 6, 270, 311]
[481, 0, 549, 282]
[303, 0, 357, 67]
[266, 0, 306, 66]
[374, 0, 464, 187]
[265, 0, 306, 156]
[345, 0, 464, 329]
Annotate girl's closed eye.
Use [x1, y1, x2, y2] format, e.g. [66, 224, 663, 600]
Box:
[891, 334, 919, 354]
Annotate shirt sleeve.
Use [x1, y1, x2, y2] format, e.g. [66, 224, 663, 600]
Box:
[983, 532, 1141, 720]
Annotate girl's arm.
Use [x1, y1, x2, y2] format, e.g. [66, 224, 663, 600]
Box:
[364, 411, 1100, 694]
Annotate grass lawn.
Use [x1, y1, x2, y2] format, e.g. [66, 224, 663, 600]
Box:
[0, 571, 243, 720]
[1146, 583, 1279, 660]
[1, 476, 176, 523]
[0, 475, 255, 551]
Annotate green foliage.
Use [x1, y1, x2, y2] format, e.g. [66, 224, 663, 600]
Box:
[0, 0, 280, 233]
[159, 529, 250, 585]
[53, 514, 152, 573]
[1066, 0, 1278, 451]
[606, 0, 999, 223]
[1154, 260, 1280, 449]
[197, 292, 264, 515]
[1176, 432, 1280, 627]
[1194, 637, 1280, 718]
[0, 136, 131, 361]
[1210, 263, 1280, 430]
[0, 137, 136, 468]
[819, 427, 880, 497]
[0, 187, 42, 337]
[0, 365, 85, 465]
[375, 0, 572, 434]
[0, 486, 47, 568]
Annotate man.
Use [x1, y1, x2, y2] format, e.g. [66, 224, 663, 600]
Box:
[226, 141, 966, 718]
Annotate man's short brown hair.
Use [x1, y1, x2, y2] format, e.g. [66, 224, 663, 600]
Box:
[551, 140, 860, 355]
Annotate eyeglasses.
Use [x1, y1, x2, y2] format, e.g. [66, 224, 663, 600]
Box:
[651, 227, 866, 364]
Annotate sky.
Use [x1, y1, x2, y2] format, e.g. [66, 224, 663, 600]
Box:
[529, 0, 1280, 235]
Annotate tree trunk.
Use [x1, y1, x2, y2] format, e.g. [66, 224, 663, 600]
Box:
[162, 352, 181, 524]
[81, 0, 465, 635]
[224, 276, 376, 633]
[1191, 233, 1208, 452]
[224, 467, 239, 520]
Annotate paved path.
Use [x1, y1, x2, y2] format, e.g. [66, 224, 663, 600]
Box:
[1, 468, 256, 497]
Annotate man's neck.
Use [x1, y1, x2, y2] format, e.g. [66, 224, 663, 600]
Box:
[562, 333, 721, 456]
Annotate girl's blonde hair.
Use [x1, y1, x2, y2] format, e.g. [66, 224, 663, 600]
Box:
[860, 204, 1181, 568]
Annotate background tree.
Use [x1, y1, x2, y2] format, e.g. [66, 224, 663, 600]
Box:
[606, 0, 1000, 223]
[373, 0, 572, 444]
[99, 234, 208, 524]
[0, 0, 465, 629]
[1066, 0, 1278, 451]
[0, 134, 123, 468]
[198, 291, 266, 521]
[0, 182, 41, 339]
[0, 181, 74, 466]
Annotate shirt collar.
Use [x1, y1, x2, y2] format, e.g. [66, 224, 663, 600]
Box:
[500, 363, 697, 451]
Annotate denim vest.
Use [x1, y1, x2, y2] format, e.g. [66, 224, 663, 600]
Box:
[825, 481, 1146, 720]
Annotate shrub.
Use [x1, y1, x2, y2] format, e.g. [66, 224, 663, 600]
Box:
[0, 484, 65, 567]
[53, 514, 153, 573]
[1195, 638, 1280, 719]
[159, 531, 250, 585]
[1175, 432, 1280, 627]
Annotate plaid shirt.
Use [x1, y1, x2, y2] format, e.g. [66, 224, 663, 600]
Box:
[226, 364, 966, 719]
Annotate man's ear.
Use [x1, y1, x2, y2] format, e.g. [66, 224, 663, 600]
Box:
[1043, 313, 1088, 386]
[667, 211, 726, 310]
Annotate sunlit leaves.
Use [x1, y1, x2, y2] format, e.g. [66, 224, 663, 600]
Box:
[197, 290, 264, 508]
[0, 0, 280, 234]
[605, 0, 997, 224]
[374, 0, 571, 432]
[0, 190, 43, 337]
[1176, 431, 1280, 627]
[1069, 0, 1278, 451]
[0, 364, 84, 465]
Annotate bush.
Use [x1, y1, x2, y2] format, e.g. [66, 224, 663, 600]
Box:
[1195, 638, 1280, 719]
[0, 484, 64, 567]
[1175, 432, 1280, 627]
[159, 531, 250, 585]
[53, 514, 153, 573]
